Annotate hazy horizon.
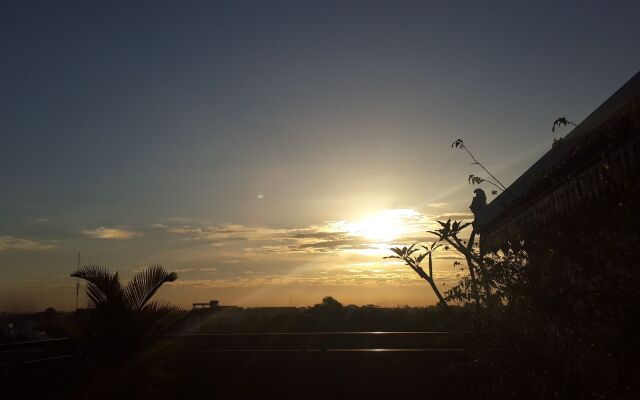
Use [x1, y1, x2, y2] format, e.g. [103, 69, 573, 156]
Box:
[2, 1, 640, 311]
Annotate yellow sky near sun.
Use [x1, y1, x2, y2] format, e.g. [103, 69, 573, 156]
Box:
[0, 207, 473, 311]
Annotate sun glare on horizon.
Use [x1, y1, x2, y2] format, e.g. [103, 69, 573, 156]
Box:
[338, 209, 424, 243]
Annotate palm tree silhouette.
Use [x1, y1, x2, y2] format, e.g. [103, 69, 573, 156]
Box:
[71, 265, 178, 363]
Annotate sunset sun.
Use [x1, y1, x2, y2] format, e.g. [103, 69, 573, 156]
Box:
[341, 209, 422, 243]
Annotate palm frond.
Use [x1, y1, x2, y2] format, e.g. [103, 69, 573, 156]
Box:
[138, 300, 180, 340]
[142, 300, 178, 315]
[125, 265, 178, 310]
[71, 265, 124, 309]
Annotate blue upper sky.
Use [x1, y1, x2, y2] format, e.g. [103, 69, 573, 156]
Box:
[1, 1, 639, 310]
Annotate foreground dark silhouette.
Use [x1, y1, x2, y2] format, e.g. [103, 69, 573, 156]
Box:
[70, 265, 178, 363]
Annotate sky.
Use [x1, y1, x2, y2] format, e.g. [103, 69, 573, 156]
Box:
[1, 1, 639, 311]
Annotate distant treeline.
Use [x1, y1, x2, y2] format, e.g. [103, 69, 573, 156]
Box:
[179, 297, 474, 334]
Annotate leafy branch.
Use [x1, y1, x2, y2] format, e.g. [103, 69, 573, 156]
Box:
[426, 219, 490, 308]
[551, 117, 577, 133]
[468, 174, 500, 195]
[385, 243, 448, 307]
[427, 220, 479, 278]
[452, 139, 507, 192]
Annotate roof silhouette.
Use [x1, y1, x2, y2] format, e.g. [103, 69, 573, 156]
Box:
[475, 70, 640, 230]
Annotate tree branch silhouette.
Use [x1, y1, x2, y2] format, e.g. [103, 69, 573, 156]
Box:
[385, 244, 448, 308]
[452, 139, 508, 191]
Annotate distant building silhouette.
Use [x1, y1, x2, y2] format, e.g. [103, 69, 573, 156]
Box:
[472, 71, 640, 251]
[191, 300, 242, 313]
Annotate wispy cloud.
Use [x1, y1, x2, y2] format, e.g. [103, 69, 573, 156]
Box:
[171, 267, 218, 274]
[149, 223, 168, 229]
[167, 216, 204, 224]
[151, 208, 457, 256]
[168, 262, 462, 289]
[434, 212, 474, 221]
[0, 236, 55, 251]
[132, 266, 218, 274]
[155, 221, 354, 254]
[81, 227, 143, 240]
[152, 209, 434, 255]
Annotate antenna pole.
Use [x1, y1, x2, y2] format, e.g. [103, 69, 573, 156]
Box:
[75, 252, 80, 311]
